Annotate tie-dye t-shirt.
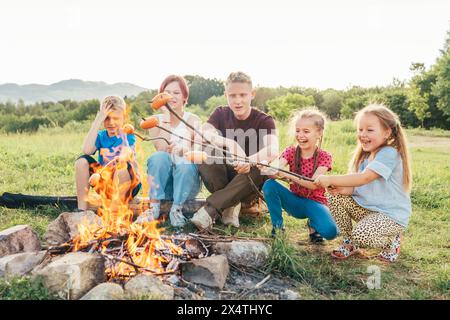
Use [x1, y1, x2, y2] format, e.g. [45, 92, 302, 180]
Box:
[94, 130, 136, 166]
[281, 146, 332, 205]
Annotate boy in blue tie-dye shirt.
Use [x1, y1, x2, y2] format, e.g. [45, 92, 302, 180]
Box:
[75, 96, 141, 211]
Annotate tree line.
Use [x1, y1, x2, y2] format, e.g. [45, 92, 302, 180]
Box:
[1, 31, 449, 133]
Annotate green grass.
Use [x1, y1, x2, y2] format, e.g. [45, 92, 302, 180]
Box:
[0, 120, 449, 299]
[0, 276, 59, 300]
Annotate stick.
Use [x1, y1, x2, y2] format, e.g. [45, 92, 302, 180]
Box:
[189, 233, 272, 243]
[236, 274, 271, 299]
[254, 274, 271, 289]
[100, 252, 175, 276]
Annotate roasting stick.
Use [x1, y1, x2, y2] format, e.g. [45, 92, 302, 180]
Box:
[184, 151, 315, 182]
[139, 117, 314, 182]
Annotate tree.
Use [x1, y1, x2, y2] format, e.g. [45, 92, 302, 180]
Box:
[253, 87, 288, 112]
[341, 94, 370, 119]
[320, 89, 343, 120]
[204, 95, 227, 114]
[266, 93, 314, 120]
[380, 89, 419, 128]
[431, 32, 450, 117]
[408, 85, 430, 127]
[184, 75, 224, 107]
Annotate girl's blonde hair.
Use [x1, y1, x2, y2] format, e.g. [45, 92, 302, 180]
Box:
[350, 104, 412, 193]
[289, 107, 327, 148]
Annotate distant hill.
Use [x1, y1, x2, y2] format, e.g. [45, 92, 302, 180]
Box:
[0, 79, 148, 103]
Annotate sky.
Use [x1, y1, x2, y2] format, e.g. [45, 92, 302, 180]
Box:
[0, 0, 449, 90]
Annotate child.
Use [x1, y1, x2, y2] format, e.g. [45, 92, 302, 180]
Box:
[314, 104, 412, 263]
[75, 95, 141, 211]
[261, 108, 338, 242]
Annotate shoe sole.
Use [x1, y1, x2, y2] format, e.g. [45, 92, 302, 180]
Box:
[331, 249, 360, 260]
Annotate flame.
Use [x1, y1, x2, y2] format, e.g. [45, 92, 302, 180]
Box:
[71, 104, 183, 279]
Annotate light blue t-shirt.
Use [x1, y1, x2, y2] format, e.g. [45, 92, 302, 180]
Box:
[352, 146, 412, 227]
[94, 130, 136, 166]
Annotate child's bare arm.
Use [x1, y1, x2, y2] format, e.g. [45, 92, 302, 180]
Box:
[315, 169, 380, 189]
[82, 103, 113, 154]
[281, 166, 329, 190]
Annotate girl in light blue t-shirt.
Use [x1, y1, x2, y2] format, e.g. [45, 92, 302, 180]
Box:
[314, 104, 412, 263]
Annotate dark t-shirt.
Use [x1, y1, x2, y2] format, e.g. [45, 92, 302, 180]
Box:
[207, 106, 276, 156]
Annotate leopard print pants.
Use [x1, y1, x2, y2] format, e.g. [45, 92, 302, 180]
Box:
[327, 194, 405, 249]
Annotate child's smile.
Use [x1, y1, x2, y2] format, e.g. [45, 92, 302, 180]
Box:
[295, 117, 322, 152]
[357, 113, 391, 154]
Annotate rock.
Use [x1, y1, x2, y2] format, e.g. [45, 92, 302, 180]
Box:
[80, 282, 124, 300]
[0, 251, 46, 277]
[44, 211, 102, 245]
[124, 274, 174, 300]
[213, 241, 269, 268]
[0, 225, 41, 258]
[181, 255, 229, 289]
[280, 289, 301, 300]
[33, 252, 105, 300]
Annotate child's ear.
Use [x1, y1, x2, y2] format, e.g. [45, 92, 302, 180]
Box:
[385, 127, 392, 140]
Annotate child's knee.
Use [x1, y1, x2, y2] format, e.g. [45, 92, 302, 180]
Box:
[327, 193, 342, 208]
[75, 157, 89, 172]
[321, 224, 339, 240]
[262, 179, 278, 197]
[115, 169, 132, 193]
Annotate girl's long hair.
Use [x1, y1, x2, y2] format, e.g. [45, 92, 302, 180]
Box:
[349, 104, 412, 193]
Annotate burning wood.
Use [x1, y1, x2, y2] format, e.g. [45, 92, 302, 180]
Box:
[45, 142, 210, 281]
[47, 223, 208, 280]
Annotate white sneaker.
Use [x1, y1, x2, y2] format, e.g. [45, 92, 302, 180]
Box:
[221, 202, 241, 228]
[169, 207, 187, 228]
[190, 206, 213, 230]
[135, 209, 154, 224]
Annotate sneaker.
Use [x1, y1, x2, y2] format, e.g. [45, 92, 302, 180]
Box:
[169, 206, 187, 228]
[135, 202, 160, 224]
[150, 202, 161, 220]
[191, 205, 214, 230]
[221, 202, 241, 227]
[135, 209, 155, 224]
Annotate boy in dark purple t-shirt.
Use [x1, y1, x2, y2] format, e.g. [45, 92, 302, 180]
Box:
[190, 72, 279, 230]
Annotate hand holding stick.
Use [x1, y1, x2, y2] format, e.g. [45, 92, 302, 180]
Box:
[184, 151, 314, 182]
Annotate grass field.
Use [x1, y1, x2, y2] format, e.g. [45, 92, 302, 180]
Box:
[0, 120, 449, 300]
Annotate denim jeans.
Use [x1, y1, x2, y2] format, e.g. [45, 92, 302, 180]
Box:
[262, 179, 339, 240]
[147, 151, 201, 205]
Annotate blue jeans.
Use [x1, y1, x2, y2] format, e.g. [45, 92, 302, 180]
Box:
[147, 151, 201, 205]
[262, 179, 339, 240]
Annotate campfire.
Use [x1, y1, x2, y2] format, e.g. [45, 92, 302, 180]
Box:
[47, 132, 207, 281]
[0, 96, 274, 299]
